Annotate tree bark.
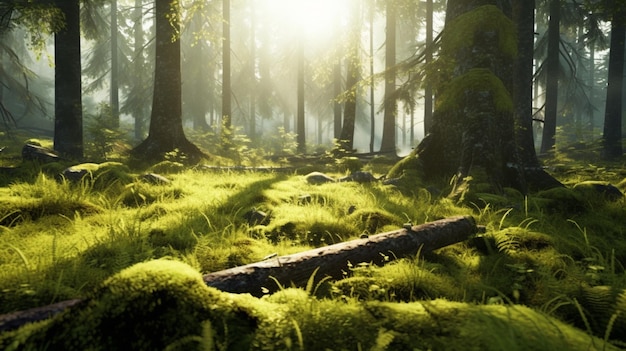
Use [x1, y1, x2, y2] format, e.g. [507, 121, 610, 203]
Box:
[512, 0, 539, 169]
[423, 0, 434, 135]
[602, 3, 625, 159]
[110, 0, 120, 129]
[380, 0, 397, 155]
[541, 0, 560, 154]
[132, 0, 147, 141]
[296, 37, 305, 153]
[203, 216, 478, 296]
[339, 1, 361, 152]
[221, 0, 232, 141]
[53, 0, 83, 160]
[130, 0, 204, 163]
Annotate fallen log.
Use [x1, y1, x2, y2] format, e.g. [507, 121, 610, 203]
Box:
[204, 215, 478, 296]
[0, 216, 477, 332]
[0, 299, 82, 333]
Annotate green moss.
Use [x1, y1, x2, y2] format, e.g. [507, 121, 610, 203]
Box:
[149, 160, 185, 174]
[442, 5, 517, 59]
[437, 68, 513, 114]
[573, 181, 624, 201]
[532, 187, 586, 213]
[7, 260, 258, 351]
[1, 261, 620, 350]
[387, 150, 420, 179]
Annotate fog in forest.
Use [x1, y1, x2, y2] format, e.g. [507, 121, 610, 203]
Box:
[0, 0, 617, 158]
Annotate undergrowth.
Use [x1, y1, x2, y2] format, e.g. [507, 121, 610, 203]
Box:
[0, 138, 625, 349]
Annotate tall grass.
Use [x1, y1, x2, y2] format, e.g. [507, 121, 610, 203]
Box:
[0, 153, 625, 348]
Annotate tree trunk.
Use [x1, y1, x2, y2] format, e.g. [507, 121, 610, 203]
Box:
[512, 0, 539, 168]
[423, 0, 434, 135]
[249, 2, 257, 141]
[339, 2, 361, 152]
[53, 0, 83, 160]
[333, 59, 343, 140]
[602, 5, 625, 159]
[296, 38, 306, 153]
[221, 0, 232, 140]
[369, 2, 375, 153]
[340, 58, 358, 152]
[541, 0, 559, 154]
[404, 1, 563, 196]
[204, 216, 477, 296]
[110, 0, 120, 129]
[130, 0, 204, 163]
[380, 0, 397, 155]
[132, 0, 146, 140]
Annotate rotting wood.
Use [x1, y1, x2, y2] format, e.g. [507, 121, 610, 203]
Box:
[0, 299, 82, 332]
[203, 216, 478, 296]
[0, 216, 477, 332]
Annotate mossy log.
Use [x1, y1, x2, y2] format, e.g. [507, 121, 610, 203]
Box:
[204, 216, 478, 296]
[0, 216, 477, 332]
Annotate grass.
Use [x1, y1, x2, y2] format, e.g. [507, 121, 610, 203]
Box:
[0, 135, 626, 349]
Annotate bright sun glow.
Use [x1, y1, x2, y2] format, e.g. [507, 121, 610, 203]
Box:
[264, 0, 349, 40]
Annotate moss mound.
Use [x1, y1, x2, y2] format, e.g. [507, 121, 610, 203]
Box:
[2, 260, 619, 350]
[2, 260, 257, 351]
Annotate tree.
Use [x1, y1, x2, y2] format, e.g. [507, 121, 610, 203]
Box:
[54, 0, 83, 159]
[296, 37, 305, 153]
[379, 0, 398, 155]
[0, 7, 51, 131]
[512, 0, 540, 170]
[394, 1, 561, 196]
[602, 0, 625, 159]
[110, 0, 119, 128]
[126, 0, 152, 140]
[540, 0, 560, 154]
[130, 0, 204, 163]
[221, 0, 232, 146]
[423, 0, 434, 135]
[338, 1, 362, 152]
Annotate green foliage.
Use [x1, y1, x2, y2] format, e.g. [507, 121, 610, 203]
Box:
[265, 126, 298, 156]
[84, 103, 129, 162]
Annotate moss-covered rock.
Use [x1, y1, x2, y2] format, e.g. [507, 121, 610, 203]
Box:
[573, 181, 623, 202]
[1, 260, 257, 351]
[532, 187, 586, 213]
[61, 162, 133, 190]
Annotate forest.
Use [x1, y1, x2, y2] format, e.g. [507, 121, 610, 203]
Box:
[0, 0, 625, 350]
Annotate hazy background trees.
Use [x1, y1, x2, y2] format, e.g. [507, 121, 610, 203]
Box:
[0, 0, 623, 161]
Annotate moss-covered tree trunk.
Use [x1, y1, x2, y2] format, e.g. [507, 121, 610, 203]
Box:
[419, 2, 519, 195]
[398, 0, 561, 196]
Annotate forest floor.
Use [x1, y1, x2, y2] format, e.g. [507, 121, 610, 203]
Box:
[0, 132, 625, 350]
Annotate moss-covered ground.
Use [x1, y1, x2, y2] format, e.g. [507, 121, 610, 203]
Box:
[0, 133, 625, 350]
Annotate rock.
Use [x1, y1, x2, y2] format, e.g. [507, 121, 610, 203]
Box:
[573, 181, 623, 201]
[60, 163, 100, 182]
[60, 162, 132, 186]
[298, 194, 312, 204]
[304, 171, 335, 184]
[339, 171, 381, 183]
[382, 177, 402, 186]
[22, 143, 59, 163]
[139, 173, 171, 185]
[243, 208, 271, 226]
